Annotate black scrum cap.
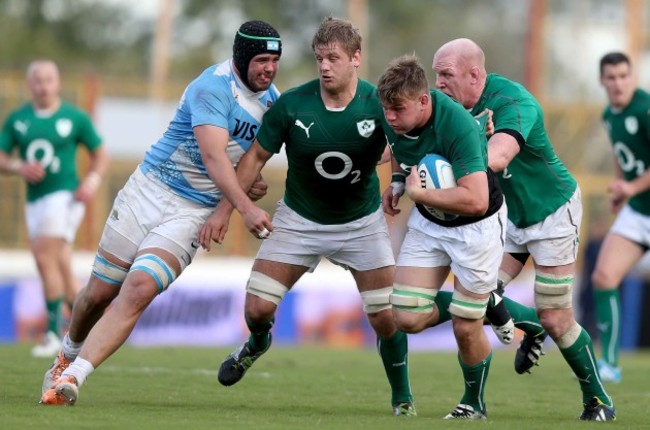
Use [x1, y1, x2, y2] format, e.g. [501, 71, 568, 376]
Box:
[233, 20, 282, 89]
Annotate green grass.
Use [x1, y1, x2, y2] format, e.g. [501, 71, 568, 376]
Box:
[1, 344, 647, 429]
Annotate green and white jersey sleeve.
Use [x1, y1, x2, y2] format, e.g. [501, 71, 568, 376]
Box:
[255, 79, 385, 224]
[470, 74, 577, 228]
[602, 88, 650, 216]
[0, 101, 103, 202]
[386, 90, 503, 227]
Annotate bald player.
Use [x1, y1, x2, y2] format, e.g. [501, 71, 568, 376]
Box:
[431, 38, 615, 421]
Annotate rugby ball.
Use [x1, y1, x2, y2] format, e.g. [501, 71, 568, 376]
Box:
[417, 154, 458, 221]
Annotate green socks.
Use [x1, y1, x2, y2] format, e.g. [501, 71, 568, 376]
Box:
[593, 289, 621, 367]
[502, 296, 544, 336]
[458, 351, 492, 412]
[246, 317, 274, 352]
[378, 330, 413, 405]
[45, 296, 63, 335]
[559, 327, 612, 406]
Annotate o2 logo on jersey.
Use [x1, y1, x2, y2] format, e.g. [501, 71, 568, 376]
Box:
[614, 141, 646, 175]
[26, 139, 60, 173]
[314, 151, 361, 184]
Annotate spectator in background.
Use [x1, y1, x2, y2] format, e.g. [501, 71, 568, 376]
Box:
[39, 20, 281, 406]
[592, 51, 650, 384]
[0, 60, 108, 358]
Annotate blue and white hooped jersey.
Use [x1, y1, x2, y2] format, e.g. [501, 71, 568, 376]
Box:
[140, 60, 280, 206]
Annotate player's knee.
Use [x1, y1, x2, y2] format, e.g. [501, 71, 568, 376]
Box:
[393, 312, 426, 334]
[591, 267, 616, 290]
[448, 290, 488, 320]
[361, 286, 392, 314]
[451, 317, 484, 343]
[366, 309, 396, 338]
[129, 253, 178, 294]
[246, 271, 288, 306]
[534, 270, 573, 309]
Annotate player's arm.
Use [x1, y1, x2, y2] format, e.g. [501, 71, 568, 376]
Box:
[487, 131, 521, 172]
[75, 145, 110, 203]
[381, 151, 405, 216]
[406, 167, 488, 216]
[0, 149, 45, 183]
[196, 126, 273, 232]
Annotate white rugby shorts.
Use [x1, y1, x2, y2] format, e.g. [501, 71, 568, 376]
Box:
[98, 168, 213, 265]
[610, 204, 650, 247]
[256, 200, 395, 272]
[505, 187, 582, 266]
[396, 202, 507, 294]
[25, 190, 85, 242]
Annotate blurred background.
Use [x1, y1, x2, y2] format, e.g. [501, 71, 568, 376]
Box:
[1, 0, 650, 351]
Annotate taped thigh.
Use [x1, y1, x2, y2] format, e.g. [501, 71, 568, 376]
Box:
[534, 270, 573, 309]
[129, 254, 178, 294]
[246, 271, 289, 305]
[91, 254, 129, 286]
[390, 284, 437, 313]
[448, 290, 488, 320]
[360, 286, 392, 313]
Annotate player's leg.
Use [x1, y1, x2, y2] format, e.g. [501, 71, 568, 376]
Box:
[58, 198, 86, 311]
[218, 259, 307, 386]
[41, 245, 186, 406]
[354, 265, 415, 416]
[534, 262, 615, 420]
[27, 191, 84, 357]
[444, 281, 491, 420]
[442, 203, 505, 420]
[29, 236, 66, 357]
[591, 231, 644, 381]
[390, 221, 450, 333]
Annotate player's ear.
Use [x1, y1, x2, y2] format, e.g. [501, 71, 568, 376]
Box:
[469, 66, 481, 83]
[419, 92, 429, 107]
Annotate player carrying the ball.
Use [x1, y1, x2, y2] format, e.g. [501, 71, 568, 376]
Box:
[377, 54, 506, 420]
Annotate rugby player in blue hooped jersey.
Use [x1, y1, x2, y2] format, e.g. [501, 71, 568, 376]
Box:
[40, 20, 282, 406]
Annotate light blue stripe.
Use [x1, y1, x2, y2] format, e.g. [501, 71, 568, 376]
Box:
[134, 254, 174, 284]
[91, 270, 122, 286]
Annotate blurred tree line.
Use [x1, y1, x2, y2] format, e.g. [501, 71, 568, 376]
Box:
[0, 0, 529, 90]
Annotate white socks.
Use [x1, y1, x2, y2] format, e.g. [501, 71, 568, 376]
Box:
[61, 333, 83, 361]
[61, 357, 95, 387]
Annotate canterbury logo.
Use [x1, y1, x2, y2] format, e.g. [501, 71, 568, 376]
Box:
[295, 119, 314, 138]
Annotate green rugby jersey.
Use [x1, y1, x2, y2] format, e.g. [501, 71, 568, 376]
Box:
[602, 88, 650, 216]
[255, 79, 385, 224]
[386, 90, 503, 227]
[0, 101, 103, 202]
[470, 74, 577, 228]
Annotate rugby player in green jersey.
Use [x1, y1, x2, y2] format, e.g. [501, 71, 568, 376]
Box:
[204, 17, 415, 416]
[0, 60, 108, 358]
[378, 54, 506, 420]
[592, 52, 650, 384]
[432, 38, 615, 421]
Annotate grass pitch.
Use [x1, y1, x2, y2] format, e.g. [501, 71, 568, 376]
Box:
[1, 343, 646, 429]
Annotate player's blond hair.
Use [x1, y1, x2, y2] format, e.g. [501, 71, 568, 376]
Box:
[377, 54, 429, 106]
[311, 16, 362, 59]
